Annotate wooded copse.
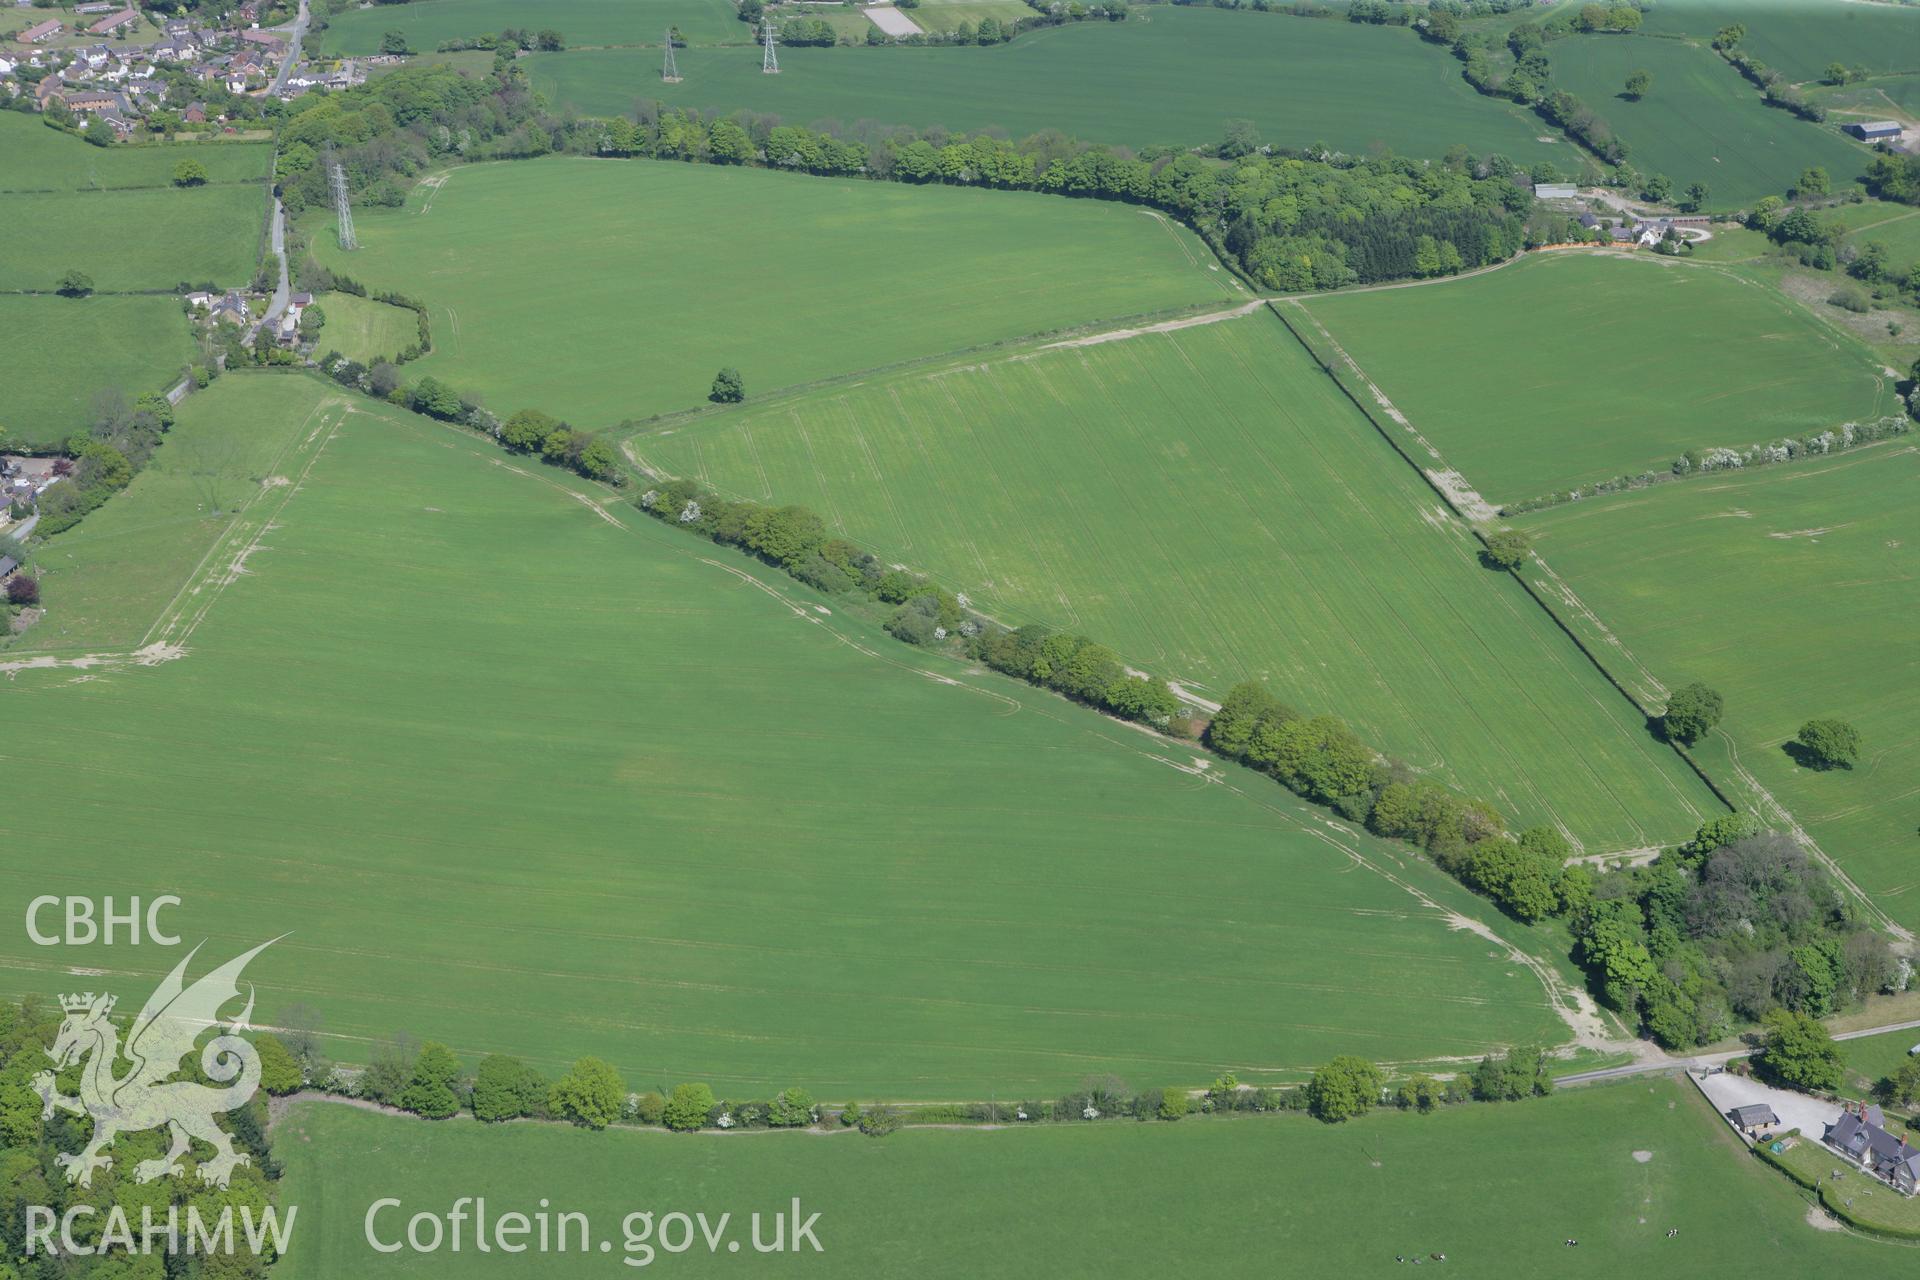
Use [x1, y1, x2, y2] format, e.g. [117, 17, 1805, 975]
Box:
[1573, 820, 1901, 1050]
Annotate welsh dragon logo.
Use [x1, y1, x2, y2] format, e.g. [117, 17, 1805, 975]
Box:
[32, 938, 279, 1189]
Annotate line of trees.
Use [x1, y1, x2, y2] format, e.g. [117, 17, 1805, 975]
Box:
[1438, 16, 1627, 165]
[315, 357, 622, 483]
[265, 1014, 1557, 1138]
[631, 474, 1186, 730]
[1713, 26, 1828, 125]
[596, 107, 1538, 291]
[1206, 678, 1586, 922]
[1499, 415, 1912, 516]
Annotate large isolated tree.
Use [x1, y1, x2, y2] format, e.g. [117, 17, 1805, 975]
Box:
[1794, 718, 1862, 770]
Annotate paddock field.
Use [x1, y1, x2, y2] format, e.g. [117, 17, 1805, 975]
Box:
[634, 310, 1722, 853]
[1517, 443, 1920, 932]
[0, 373, 1570, 1097]
[1299, 253, 1896, 507]
[1640, 0, 1920, 83]
[0, 112, 274, 191]
[306, 156, 1237, 426]
[321, 0, 746, 56]
[1840, 204, 1920, 269]
[0, 184, 266, 291]
[1838, 1026, 1920, 1098]
[0, 294, 196, 450]
[902, 0, 1038, 35]
[269, 1079, 1888, 1277]
[1545, 34, 1872, 209]
[310, 291, 422, 365]
[529, 9, 1561, 160]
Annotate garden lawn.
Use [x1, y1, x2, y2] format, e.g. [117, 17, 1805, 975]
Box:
[307, 156, 1236, 426]
[0, 295, 195, 450]
[1641, 0, 1920, 82]
[0, 112, 274, 191]
[1546, 34, 1872, 208]
[268, 1078, 1893, 1277]
[321, 0, 745, 56]
[18, 374, 332, 653]
[529, 8, 1562, 160]
[633, 309, 1722, 853]
[311, 291, 421, 365]
[1516, 443, 1920, 933]
[0, 184, 265, 292]
[1770, 1134, 1920, 1238]
[0, 373, 1570, 1098]
[1299, 253, 1896, 507]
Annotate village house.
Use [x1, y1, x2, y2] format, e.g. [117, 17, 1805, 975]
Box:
[1826, 1102, 1920, 1196]
[88, 8, 141, 37]
[240, 29, 284, 54]
[184, 289, 216, 312]
[17, 19, 63, 45]
[211, 291, 250, 325]
[183, 101, 208, 124]
[64, 89, 129, 120]
[0, 52, 16, 76]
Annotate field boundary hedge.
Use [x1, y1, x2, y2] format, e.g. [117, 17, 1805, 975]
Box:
[1499, 417, 1914, 515]
[1265, 297, 1741, 822]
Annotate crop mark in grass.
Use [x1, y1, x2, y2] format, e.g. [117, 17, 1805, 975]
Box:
[1767, 524, 1852, 541]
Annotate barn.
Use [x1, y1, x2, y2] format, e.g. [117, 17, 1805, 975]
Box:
[1843, 121, 1903, 142]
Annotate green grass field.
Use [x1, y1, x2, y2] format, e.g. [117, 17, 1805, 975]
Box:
[1839, 1027, 1920, 1097]
[0, 294, 195, 450]
[311, 291, 421, 364]
[0, 372, 1572, 1096]
[270, 1078, 1891, 1277]
[1300, 253, 1896, 505]
[1545, 35, 1872, 208]
[17, 375, 329, 654]
[1641, 0, 1920, 83]
[635, 309, 1722, 852]
[322, 0, 746, 56]
[1516, 443, 1920, 932]
[1843, 205, 1920, 269]
[1812, 72, 1920, 121]
[0, 185, 265, 292]
[0, 112, 274, 192]
[306, 156, 1236, 426]
[529, 9, 1562, 160]
[903, 0, 1038, 35]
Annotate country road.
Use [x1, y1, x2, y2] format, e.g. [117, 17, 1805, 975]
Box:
[1559, 1017, 1920, 1087]
[269, 0, 311, 98]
